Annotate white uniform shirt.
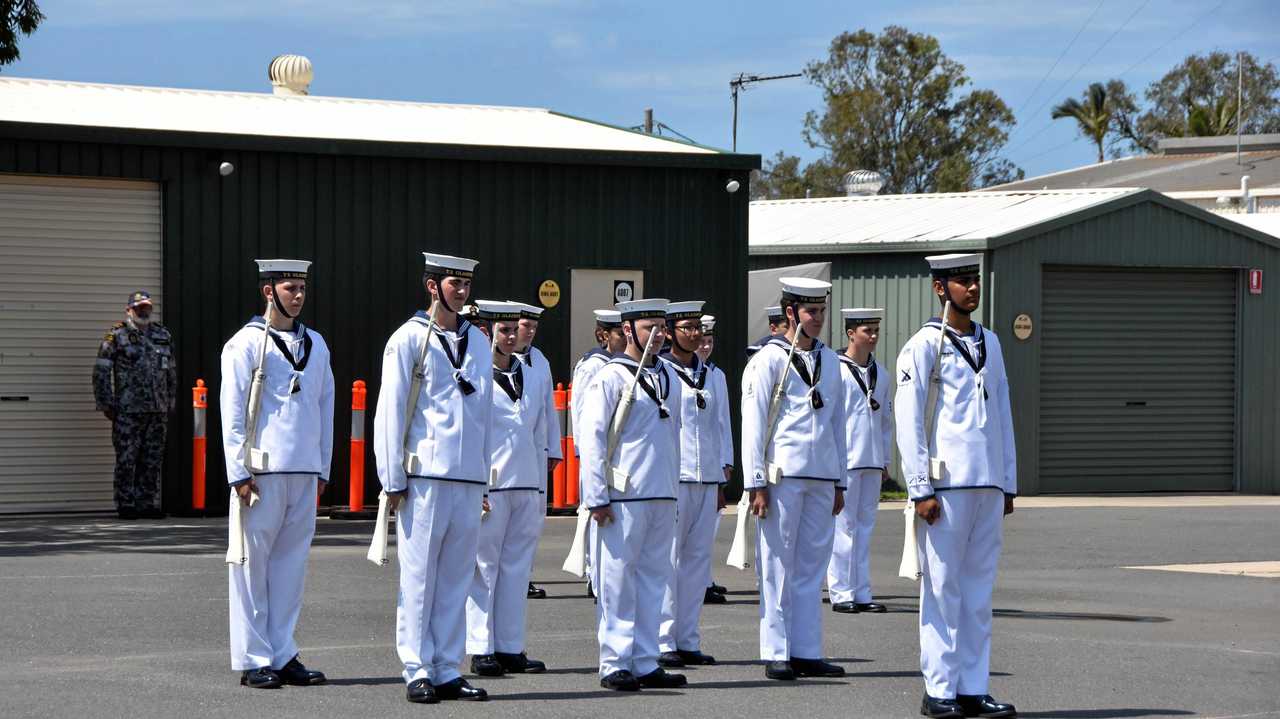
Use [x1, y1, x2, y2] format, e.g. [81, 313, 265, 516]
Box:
[707, 362, 735, 469]
[578, 356, 684, 508]
[660, 353, 728, 485]
[219, 318, 335, 484]
[741, 337, 848, 490]
[894, 319, 1016, 500]
[517, 346, 562, 465]
[373, 312, 493, 493]
[570, 348, 611, 454]
[837, 354, 894, 472]
[489, 359, 542, 492]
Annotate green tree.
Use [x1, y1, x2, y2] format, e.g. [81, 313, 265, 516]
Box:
[753, 26, 1022, 199]
[1051, 82, 1117, 164]
[1, 0, 43, 69]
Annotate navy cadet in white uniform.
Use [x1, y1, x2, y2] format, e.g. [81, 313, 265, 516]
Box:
[828, 308, 894, 615]
[745, 305, 788, 358]
[466, 301, 549, 678]
[578, 298, 689, 692]
[696, 314, 733, 603]
[656, 301, 729, 668]
[373, 252, 492, 705]
[566, 309, 627, 596]
[740, 277, 848, 682]
[221, 259, 334, 690]
[895, 253, 1017, 719]
[509, 301, 563, 599]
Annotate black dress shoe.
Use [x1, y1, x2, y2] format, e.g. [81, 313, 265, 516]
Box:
[791, 657, 845, 677]
[675, 649, 716, 665]
[765, 660, 795, 680]
[831, 601, 859, 614]
[494, 652, 546, 673]
[956, 694, 1017, 718]
[600, 670, 640, 691]
[138, 508, 167, 519]
[470, 654, 505, 677]
[117, 508, 139, 521]
[709, 582, 727, 594]
[406, 678, 438, 704]
[920, 694, 965, 718]
[433, 677, 487, 701]
[854, 601, 887, 613]
[638, 668, 687, 688]
[586, 581, 595, 599]
[277, 655, 326, 685]
[527, 582, 547, 599]
[658, 651, 686, 668]
[703, 587, 727, 604]
[239, 666, 281, 689]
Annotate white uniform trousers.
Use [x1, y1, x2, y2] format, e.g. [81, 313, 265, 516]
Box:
[228, 473, 317, 671]
[594, 499, 676, 678]
[658, 483, 719, 652]
[755, 478, 835, 661]
[919, 488, 1005, 699]
[827, 469, 882, 604]
[466, 489, 546, 655]
[397, 479, 484, 685]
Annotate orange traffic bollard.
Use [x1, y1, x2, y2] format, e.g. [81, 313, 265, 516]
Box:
[331, 380, 375, 519]
[191, 379, 207, 511]
[553, 383, 568, 509]
[565, 384, 579, 507]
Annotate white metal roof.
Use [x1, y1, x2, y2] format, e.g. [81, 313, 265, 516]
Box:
[0, 76, 720, 156]
[749, 188, 1142, 254]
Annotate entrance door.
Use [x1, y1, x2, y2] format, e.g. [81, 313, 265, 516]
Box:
[568, 269, 644, 374]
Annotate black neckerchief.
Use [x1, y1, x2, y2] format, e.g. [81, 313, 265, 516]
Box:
[517, 351, 533, 367]
[767, 336, 825, 410]
[251, 319, 311, 394]
[840, 354, 879, 411]
[661, 352, 707, 409]
[432, 321, 475, 395]
[494, 361, 523, 402]
[635, 364, 671, 419]
[926, 319, 988, 399]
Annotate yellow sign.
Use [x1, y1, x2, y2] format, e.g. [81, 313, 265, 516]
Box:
[538, 280, 561, 308]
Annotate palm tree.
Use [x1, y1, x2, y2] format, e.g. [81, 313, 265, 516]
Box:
[1186, 97, 1238, 137]
[1052, 82, 1113, 164]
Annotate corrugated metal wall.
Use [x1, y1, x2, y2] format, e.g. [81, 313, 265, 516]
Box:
[993, 199, 1280, 494]
[0, 135, 752, 513]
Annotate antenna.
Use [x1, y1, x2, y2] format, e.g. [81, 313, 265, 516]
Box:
[730, 72, 802, 152]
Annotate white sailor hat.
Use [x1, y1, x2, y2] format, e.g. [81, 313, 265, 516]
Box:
[700, 314, 716, 334]
[255, 259, 311, 280]
[506, 301, 545, 321]
[422, 252, 478, 279]
[474, 300, 523, 322]
[779, 277, 831, 304]
[594, 309, 622, 327]
[764, 305, 784, 321]
[616, 298, 668, 320]
[841, 307, 884, 325]
[665, 300, 705, 321]
[926, 253, 981, 278]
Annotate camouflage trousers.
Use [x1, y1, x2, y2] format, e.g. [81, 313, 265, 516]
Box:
[112, 412, 168, 511]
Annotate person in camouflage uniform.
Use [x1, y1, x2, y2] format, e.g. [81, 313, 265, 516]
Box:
[93, 290, 178, 519]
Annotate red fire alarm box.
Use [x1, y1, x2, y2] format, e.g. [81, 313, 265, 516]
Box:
[1249, 269, 1263, 295]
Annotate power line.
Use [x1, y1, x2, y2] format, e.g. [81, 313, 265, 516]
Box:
[1010, 0, 1105, 123]
[1114, 0, 1227, 78]
[1008, 0, 1151, 152]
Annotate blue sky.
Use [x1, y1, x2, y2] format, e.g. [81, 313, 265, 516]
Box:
[9, 0, 1280, 181]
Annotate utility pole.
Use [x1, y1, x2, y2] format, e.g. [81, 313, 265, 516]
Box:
[1236, 51, 1244, 165]
[730, 72, 802, 152]
[644, 108, 654, 134]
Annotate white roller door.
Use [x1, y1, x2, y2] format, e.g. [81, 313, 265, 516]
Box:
[0, 175, 163, 513]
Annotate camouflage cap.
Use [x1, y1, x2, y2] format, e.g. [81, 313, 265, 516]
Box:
[127, 291, 152, 308]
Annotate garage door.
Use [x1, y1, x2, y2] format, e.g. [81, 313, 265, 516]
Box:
[1039, 267, 1237, 493]
[0, 175, 163, 513]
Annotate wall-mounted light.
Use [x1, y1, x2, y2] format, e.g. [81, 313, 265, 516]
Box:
[219, 162, 235, 177]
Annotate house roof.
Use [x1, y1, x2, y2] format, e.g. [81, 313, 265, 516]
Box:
[0, 76, 727, 158]
[986, 149, 1280, 193]
[748, 187, 1280, 255]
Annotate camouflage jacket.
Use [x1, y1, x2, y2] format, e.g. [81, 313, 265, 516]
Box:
[93, 321, 178, 414]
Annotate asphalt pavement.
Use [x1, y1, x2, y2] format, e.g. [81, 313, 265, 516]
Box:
[0, 500, 1276, 719]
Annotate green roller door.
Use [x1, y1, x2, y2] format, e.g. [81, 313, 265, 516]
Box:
[1039, 267, 1237, 493]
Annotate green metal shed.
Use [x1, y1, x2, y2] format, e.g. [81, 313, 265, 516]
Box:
[749, 188, 1280, 495]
